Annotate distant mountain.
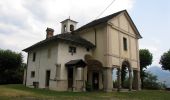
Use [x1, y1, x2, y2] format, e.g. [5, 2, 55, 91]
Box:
[147, 66, 170, 87]
[112, 66, 170, 87]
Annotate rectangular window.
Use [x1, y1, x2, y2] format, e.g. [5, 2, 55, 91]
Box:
[55, 64, 61, 80]
[48, 48, 51, 58]
[123, 37, 127, 51]
[69, 46, 76, 54]
[33, 52, 36, 62]
[86, 48, 90, 52]
[31, 71, 35, 78]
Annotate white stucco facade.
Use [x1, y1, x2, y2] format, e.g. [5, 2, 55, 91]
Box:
[24, 10, 141, 92]
[25, 41, 91, 91]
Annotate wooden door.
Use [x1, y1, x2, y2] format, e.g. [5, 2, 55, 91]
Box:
[92, 72, 99, 90]
[68, 68, 73, 89]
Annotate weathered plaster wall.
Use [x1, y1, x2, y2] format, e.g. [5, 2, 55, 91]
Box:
[26, 42, 58, 89]
[57, 42, 91, 80]
[107, 12, 139, 69]
[78, 25, 107, 67]
[26, 41, 91, 91]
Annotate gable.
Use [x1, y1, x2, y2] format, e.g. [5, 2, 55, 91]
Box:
[108, 11, 142, 39]
[75, 10, 124, 32]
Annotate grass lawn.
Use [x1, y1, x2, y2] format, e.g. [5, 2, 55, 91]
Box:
[0, 84, 169, 100]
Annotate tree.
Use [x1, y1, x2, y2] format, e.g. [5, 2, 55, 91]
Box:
[143, 71, 166, 89]
[121, 66, 127, 88]
[160, 50, 170, 71]
[0, 49, 24, 84]
[139, 49, 153, 88]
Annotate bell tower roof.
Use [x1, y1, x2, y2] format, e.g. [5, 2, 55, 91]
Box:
[60, 18, 78, 23]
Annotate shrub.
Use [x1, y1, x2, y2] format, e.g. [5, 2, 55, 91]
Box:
[85, 81, 92, 91]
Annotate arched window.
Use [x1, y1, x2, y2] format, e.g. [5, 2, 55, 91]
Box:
[70, 24, 74, 31]
[63, 25, 66, 32]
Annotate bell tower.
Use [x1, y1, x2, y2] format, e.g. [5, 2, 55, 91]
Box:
[61, 18, 78, 33]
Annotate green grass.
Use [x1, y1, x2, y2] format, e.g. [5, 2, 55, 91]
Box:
[0, 84, 169, 100]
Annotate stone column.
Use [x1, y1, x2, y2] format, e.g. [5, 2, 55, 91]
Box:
[137, 70, 141, 90]
[133, 70, 136, 90]
[117, 68, 121, 92]
[103, 67, 113, 92]
[133, 70, 141, 90]
[129, 68, 133, 91]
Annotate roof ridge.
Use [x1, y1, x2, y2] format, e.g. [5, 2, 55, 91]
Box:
[95, 9, 125, 20]
[23, 33, 95, 52]
[75, 10, 126, 32]
[57, 33, 95, 45]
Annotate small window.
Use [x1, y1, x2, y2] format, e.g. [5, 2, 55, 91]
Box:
[70, 24, 74, 31]
[86, 48, 90, 52]
[47, 48, 51, 58]
[64, 25, 66, 32]
[55, 64, 61, 80]
[33, 52, 36, 62]
[31, 71, 35, 78]
[69, 46, 76, 55]
[123, 37, 127, 51]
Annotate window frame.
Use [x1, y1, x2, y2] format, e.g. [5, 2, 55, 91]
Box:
[47, 48, 51, 58]
[70, 24, 74, 31]
[69, 46, 76, 55]
[31, 71, 35, 78]
[32, 52, 36, 62]
[63, 25, 67, 32]
[86, 48, 90, 52]
[123, 37, 128, 51]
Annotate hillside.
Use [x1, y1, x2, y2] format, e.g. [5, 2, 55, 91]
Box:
[147, 66, 170, 87]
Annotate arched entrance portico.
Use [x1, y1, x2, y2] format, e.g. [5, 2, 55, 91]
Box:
[121, 60, 132, 91]
[117, 60, 133, 91]
[65, 59, 86, 91]
[84, 55, 103, 91]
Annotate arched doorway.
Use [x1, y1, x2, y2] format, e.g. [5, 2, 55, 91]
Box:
[120, 60, 133, 91]
[84, 54, 103, 91]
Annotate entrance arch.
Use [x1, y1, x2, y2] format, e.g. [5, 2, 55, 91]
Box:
[84, 54, 103, 90]
[120, 60, 133, 91]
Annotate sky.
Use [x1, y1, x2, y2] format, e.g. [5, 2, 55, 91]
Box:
[0, 0, 170, 67]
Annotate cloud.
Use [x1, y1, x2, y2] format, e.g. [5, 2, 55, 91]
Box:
[139, 37, 164, 66]
[0, 0, 135, 62]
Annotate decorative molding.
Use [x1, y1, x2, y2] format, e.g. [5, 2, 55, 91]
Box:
[107, 22, 137, 39]
[104, 53, 138, 62]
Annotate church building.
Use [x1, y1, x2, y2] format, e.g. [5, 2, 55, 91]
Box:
[23, 10, 142, 92]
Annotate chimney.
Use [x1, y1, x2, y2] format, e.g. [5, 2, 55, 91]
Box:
[46, 27, 54, 39]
